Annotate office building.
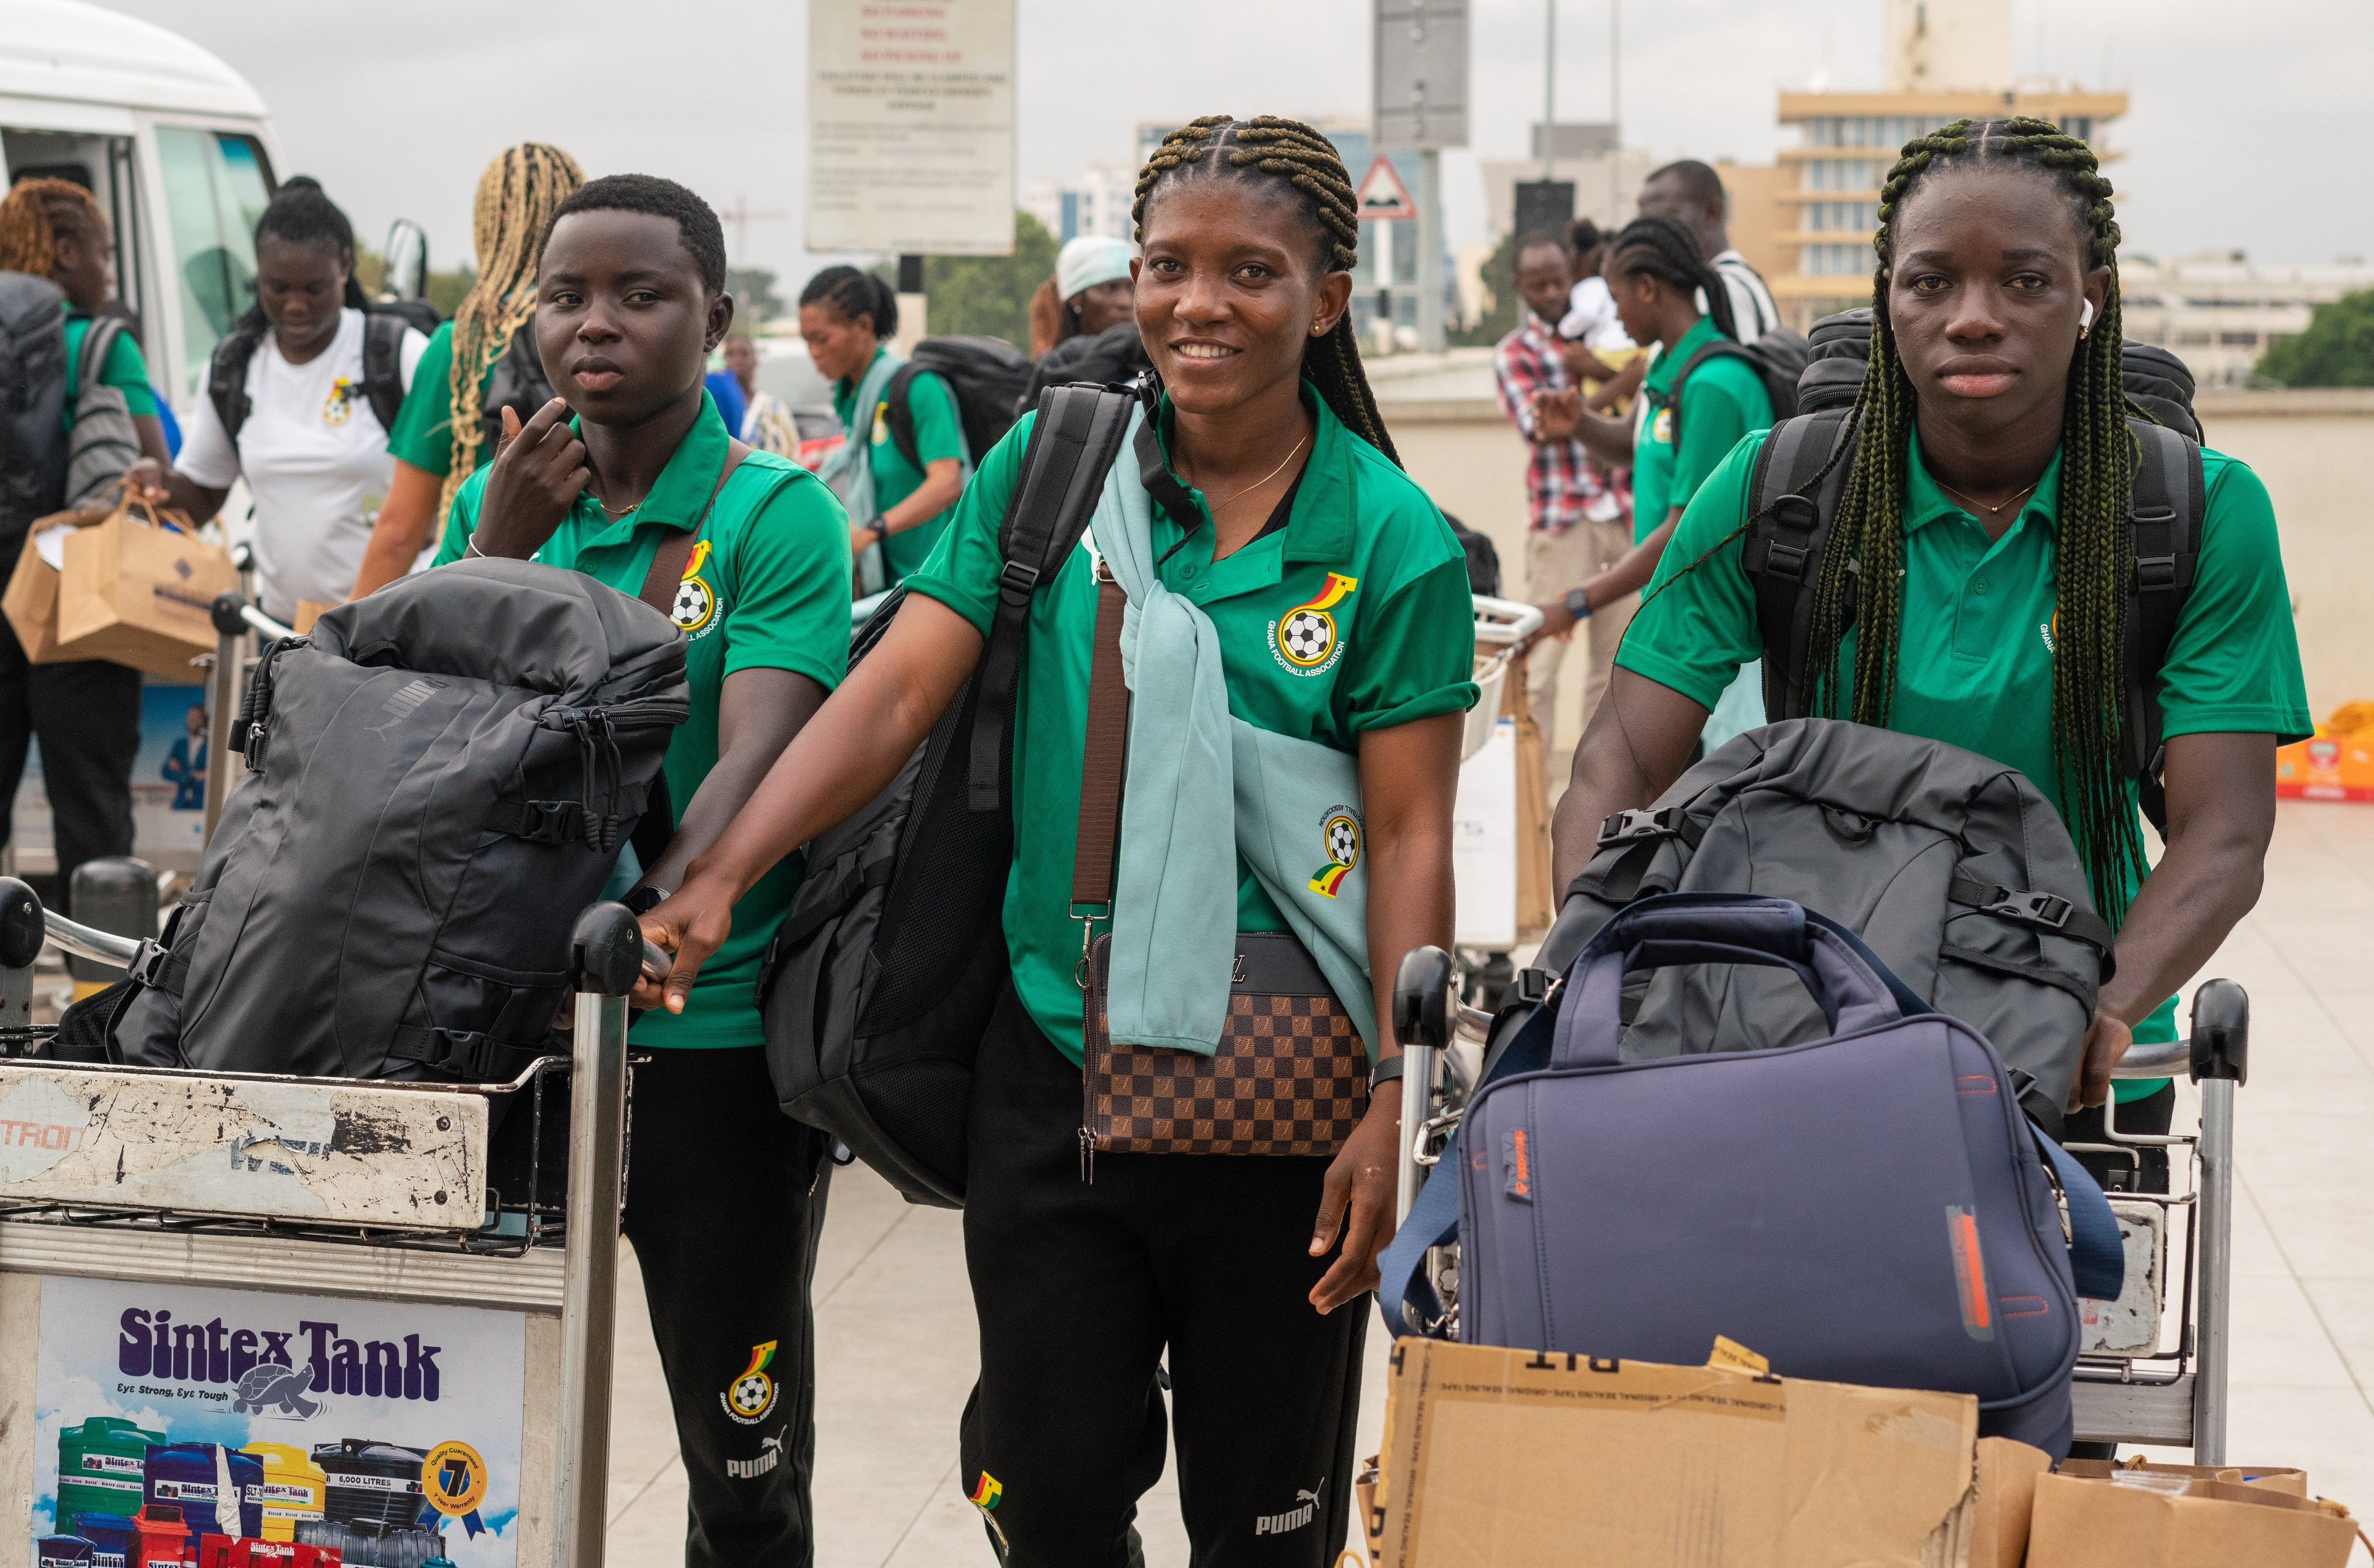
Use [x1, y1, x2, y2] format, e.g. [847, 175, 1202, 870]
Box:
[1020, 165, 1135, 245]
[2122, 254, 2374, 386]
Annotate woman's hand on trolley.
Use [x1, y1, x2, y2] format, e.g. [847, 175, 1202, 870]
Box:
[634, 873, 738, 1015]
[1308, 1076, 1403, 1314]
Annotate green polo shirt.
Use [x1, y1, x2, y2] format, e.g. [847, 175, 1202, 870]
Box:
[387, 320, 472, 476]
[63, 315, 159, 430]
[1617, 427, 2310, 1094]
[833, 348, 967, 580]
[435, 391, 853, 1048]
[905, 387, 1478, 1063]
[1632, 317, 1774, 539]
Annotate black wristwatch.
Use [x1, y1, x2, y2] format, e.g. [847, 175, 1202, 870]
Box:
[1564, 586, 1593, 622]
[1370, 1055, 1407, 1092]
[622, 885, 665, 916]
[866, 517, 890, 544]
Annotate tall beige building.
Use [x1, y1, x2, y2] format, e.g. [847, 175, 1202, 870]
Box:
[1761, 0, 2127, 330]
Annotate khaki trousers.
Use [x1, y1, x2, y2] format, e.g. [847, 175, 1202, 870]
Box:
[1524, 518, 1638, 792]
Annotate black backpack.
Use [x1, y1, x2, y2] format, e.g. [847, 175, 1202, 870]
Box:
[758, 383, 1134, 1206]
[110, 559, 689, 1082]
[884, 336, 1035, 471]
[1794, 308, 2205, 442]
[1546, 717, 2112, 1134]
[1652, 327, 1812, 447]
[207, 304, 428, 444]
[1014, 322, 1153, 418]
[479, 316, 558, 457]
[1741, 403, 2205, 831]
[0, 271, 70, 559]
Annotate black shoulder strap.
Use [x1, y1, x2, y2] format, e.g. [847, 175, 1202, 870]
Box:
[1656, 339, 1750, 452]
[361, 312, 411, 432]
[2124, 417, 2205, 834]
[1740, 409, 1857, 719]
[882, 362, 925, 473]
[207, 322, 264, 446]
[965, 384, 1134, 812]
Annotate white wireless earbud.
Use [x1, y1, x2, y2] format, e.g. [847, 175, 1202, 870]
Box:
[2080, 299, 2096, 333]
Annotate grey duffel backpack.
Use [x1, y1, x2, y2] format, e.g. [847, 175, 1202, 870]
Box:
[1542, 717, 2114, 1127]
[113, 558, 689, 1081]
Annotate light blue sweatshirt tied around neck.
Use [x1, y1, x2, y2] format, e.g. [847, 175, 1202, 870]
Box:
[1087, 403, 1377, 1059]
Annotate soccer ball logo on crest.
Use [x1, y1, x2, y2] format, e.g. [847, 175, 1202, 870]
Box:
[1271, 572, 1359, 673]
[722, 1340, 780, 1424]
[672, 539, 718, 634]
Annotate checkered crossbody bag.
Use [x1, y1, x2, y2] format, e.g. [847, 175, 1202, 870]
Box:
[1073, 557, 1368, 1165]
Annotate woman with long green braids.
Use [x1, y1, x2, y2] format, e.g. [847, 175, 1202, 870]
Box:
[1553, 118, 2305, 1194]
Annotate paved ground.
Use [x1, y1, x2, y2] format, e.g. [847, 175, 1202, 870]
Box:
[602, 801, 2374, 1565]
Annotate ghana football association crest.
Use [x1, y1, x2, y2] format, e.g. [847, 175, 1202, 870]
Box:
[1270, 572, 1359, 676]
[721, 1340, 780, 1424]
[1309, 807, 1363, 898]
[671, 539, 718, 636]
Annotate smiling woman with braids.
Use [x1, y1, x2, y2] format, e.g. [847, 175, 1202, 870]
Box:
[1554, 119, 2307, 1133]
[639, 114, 1473, 1562]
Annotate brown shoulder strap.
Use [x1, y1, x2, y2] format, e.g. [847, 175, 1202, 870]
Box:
[638, 439, 752, 615]
[1070, 557, 1131, 911]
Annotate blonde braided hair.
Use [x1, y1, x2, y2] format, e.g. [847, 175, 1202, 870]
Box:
[439, 143, 584, 520]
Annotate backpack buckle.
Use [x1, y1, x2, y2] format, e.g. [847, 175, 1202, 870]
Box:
[125, 939, 172, 987]
[996, 560, 1040, 606]
[1597, 807, 1685, 849]
[1763, 541, 1811, 583]
[1983, 891, 2073, 931]
[515, 800, 584, 846]
[2135, 554, 2178, 592]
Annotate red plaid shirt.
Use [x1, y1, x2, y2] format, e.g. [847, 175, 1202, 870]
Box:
[1494, 313, 1624, 533]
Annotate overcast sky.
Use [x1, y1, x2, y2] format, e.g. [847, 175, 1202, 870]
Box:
[94, 0, 2374, 291]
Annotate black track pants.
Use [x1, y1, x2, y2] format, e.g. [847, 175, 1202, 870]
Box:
[621, 1046, 834, 1568]
[959, 985, 1367, 1566]
[0, 619, 139, 896]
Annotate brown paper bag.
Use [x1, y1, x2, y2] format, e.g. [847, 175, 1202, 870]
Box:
[292, 600, 333, 636]
[2, 512, 82, 662]
[2059, 1457, 2310, 1497]
[55, 498, 237, 678]
[2027, 1469, 2357, 1568]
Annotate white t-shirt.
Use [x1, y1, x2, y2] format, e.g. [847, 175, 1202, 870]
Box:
[177, 308, 429, 621]
[1702, 251, 1781, 345]
[1559, 275, 1636, 352]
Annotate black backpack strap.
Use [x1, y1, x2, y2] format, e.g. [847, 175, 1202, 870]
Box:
[1740, 409, 1856, 719]
[361, 311, 412, 432]
[965, 384, 1135, 811]
[882, 362, 926, 475]
[207, 322, 264, 446]
[1648, 338, 1745, 454]
[2124, 417, 2205, 835]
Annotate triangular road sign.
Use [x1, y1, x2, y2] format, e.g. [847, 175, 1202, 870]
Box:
[1355, 155, 1418, 220]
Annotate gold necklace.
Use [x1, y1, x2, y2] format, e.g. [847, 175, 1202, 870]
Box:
[1934, 475, 2041, 518]
[1185, 431, 1309, 515]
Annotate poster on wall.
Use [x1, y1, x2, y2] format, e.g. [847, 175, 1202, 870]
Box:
[8, 683, 211, 878]
[31, 1274, 526, 1567]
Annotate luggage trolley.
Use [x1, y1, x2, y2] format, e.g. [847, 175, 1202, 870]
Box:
[1450, 598, 1546, 1013]
[0, 885, 668, 1567]
[1388, 951, 2249, 1462]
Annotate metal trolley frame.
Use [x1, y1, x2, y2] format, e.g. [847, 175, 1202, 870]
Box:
[0, 892, 661, 1567]
[1389, 950, 2248, 1461]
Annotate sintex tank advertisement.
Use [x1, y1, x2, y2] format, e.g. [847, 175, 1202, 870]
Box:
[31, 1274, 526, 1568]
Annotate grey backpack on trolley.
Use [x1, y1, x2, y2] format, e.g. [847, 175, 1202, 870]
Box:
[112, 559, 689, 1081]
[1550, 717, 2113, 1128]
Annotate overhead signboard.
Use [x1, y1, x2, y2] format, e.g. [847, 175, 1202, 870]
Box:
[1373, 0, 1471, 150]
[1356, 156, 1418, 221]
[806, 0, 1016, 256]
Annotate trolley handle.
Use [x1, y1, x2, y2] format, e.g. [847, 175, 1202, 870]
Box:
[43, 908, 141, 968]
[1473, 595, 1546, 648]
[209, 590, 298, 645]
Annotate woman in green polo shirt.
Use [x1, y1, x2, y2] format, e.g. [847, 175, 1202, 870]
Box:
[352, 143, 584, 597]
[1552, 120, 2306, 1246]
[798, 267, 968, 590]
[643, 116, 1475, 1562]
[440, 174, 852, 1567]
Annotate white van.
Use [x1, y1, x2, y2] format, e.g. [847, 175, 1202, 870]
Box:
[1, 0, 286, 411]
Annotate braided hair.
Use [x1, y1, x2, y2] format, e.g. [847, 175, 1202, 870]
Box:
[798, 265, 898, 344]
[443, 143, 583, 520]
[1130, 115, 1399, 464]
[253, 177, 368, 314]
[1809, 116, 2139, 917]
[0, 177, 101, 277]
[1604, 214, 1737, 341]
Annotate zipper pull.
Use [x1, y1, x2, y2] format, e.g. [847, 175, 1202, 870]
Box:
[1078, 1125, 1095, 1184]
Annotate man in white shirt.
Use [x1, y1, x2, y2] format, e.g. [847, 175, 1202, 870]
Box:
[1636, 160, 1780, 344]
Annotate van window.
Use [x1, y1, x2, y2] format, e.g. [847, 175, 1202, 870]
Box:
[157, 127, 274, 399]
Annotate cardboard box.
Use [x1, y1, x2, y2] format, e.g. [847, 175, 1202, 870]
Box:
[1968, 1438, 2052, 1568]
[1371, 1339, 1980, 1567]
[2027, 1469, 2357, 1568]
[2058, 1457, 2310, 1497]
